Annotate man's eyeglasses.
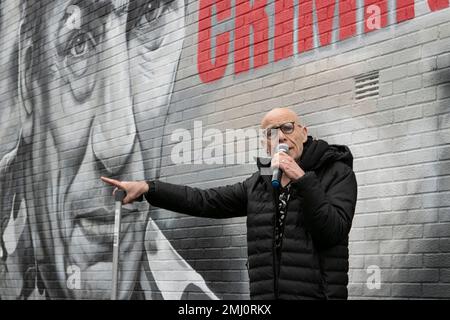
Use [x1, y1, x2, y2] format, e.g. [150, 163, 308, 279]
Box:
[264, 122, 300, 139]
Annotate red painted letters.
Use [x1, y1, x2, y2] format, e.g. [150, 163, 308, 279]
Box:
[198, 0, 231, 83]
[234, 0, 269, 73]
[198, 0, 448, 83]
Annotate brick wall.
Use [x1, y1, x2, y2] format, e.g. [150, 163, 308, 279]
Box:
[0, 0, 449, 299]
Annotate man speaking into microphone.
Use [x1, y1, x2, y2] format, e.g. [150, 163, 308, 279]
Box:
[101, 107, 357, 300]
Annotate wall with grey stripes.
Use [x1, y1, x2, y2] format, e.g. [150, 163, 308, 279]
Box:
[0, 0, 449, 299]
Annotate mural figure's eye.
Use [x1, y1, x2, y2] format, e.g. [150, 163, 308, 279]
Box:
[131, 0, 172, 51]
[63, 29, 98, 101]
[142, 0, 164, 27]
[67, 31, 96, 58]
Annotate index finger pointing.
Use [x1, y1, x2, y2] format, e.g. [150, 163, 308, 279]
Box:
[101, 176, 124, 189]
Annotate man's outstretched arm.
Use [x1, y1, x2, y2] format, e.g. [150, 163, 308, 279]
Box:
[101, 176, 247, 219]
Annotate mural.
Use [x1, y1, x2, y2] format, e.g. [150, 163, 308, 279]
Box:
[1, 0, 449, 300]
[0, 0, 217, 299]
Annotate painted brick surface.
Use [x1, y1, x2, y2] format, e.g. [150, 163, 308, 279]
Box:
[0, 0, 449, 300]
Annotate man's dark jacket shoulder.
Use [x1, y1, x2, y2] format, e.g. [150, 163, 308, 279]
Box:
[146, 136, 357, 300]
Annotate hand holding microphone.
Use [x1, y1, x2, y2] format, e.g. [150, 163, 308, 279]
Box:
[271, 144, 289, 188]
[271, 144, 305, 188]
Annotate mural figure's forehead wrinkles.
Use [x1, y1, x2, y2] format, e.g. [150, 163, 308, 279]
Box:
[59, 0, 130, 18]
[57, 0, 113, 24]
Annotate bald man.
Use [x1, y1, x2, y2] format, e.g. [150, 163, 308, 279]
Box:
[102, 108, 358, 300]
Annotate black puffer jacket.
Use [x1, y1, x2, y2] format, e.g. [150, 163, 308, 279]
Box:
[145, 137, 357, 299]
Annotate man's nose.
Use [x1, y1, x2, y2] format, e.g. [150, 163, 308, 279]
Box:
[91, 10, 136, 175]
[278, 130, 288, 143]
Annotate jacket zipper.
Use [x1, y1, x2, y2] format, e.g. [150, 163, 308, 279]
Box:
[272, 213, 279, 299]
[271, 186, 279, 299]
[261, 175, 281, 299]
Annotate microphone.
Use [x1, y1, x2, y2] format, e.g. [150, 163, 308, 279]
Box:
[271, 143, 289, 189]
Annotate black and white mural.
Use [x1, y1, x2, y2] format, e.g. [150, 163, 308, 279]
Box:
[1, 0, 450, 300]
[0, 0, 218, 299]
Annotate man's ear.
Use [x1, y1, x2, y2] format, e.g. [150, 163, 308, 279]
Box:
[18, 20, 34, 144]
[302, 126, 308, 143]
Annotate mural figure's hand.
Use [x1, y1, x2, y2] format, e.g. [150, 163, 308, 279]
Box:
[101, 177, 149, 204]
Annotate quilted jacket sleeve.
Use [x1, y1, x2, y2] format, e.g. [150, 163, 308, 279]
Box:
[291, 161, 357, 249]
[144, 179, 248, 219]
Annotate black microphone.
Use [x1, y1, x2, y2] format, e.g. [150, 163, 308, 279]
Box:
[271, 143, 289, 188]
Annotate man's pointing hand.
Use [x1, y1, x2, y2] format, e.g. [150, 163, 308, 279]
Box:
[101, 176, 149, 205]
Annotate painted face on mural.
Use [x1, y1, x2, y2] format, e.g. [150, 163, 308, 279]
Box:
[18, 0, 185, 299]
